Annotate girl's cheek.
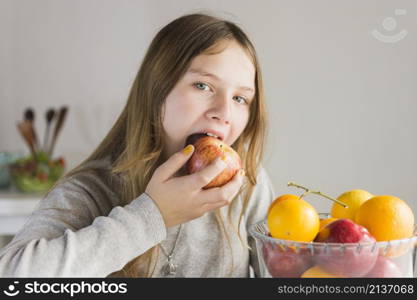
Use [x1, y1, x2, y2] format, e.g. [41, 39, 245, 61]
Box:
[235, 103, 250, 117]
[189, 88, 212, 100]
[176, 90, 206, 113]
[236, 108, 250, 131]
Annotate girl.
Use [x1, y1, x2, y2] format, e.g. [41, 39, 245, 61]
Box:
[0, 13, 274, 277]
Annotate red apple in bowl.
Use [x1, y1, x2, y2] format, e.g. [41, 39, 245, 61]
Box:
[314, 218, 378, 277]
[364, 256, 402, 277]
[185, 134, 241, 189]
[262, 243, 313, 278]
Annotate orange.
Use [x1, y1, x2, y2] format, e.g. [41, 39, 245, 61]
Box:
[301, 266, 342, 278]
[355, 195, 415, 242]
[267, 195, 320, 242]
[319, 217, 338, 230]
[267, 194, 299, 214]
[331, 189, 373, 221]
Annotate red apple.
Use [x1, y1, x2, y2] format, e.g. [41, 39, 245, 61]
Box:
[186, 135, 241, 189]
[314, 219, 378, 277]
[364, 256, 402, 277]
[262, 243, 313, 278]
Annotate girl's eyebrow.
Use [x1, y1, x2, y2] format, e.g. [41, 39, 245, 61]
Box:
[188, 68, 255, 93]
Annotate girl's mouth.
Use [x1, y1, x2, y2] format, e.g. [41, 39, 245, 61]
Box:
[185, 132, 222, 146]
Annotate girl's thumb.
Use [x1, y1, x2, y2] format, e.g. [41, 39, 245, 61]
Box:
[154, 144, 195, 181]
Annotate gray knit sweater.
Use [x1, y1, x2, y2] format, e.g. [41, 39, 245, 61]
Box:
[0, 160, 275, 277]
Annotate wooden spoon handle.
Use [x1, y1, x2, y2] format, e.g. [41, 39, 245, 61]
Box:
[48, 106, 68, 158]
[17, 121, 37, 160]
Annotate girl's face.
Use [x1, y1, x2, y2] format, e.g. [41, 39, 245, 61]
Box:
[161, 40, 256, 160]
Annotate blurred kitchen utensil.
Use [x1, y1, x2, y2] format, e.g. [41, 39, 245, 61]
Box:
[16, 121, 37, 161]
[48, 106, 68, 158]
[43, 108, 55, 153]
[24, 108, 39, 152]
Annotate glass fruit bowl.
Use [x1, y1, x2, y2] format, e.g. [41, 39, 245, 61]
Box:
[249, 214, 417, 278]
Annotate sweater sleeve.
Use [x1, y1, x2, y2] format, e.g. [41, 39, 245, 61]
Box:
[245, 167, 275, 278]
[0, 173, 167, 277]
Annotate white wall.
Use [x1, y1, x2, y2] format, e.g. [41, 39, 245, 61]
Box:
[1, 0, 416, 215]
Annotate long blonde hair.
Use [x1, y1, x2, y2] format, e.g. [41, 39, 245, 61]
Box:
[57, 13, 267, 277]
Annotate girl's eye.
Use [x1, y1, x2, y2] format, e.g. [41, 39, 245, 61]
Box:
[194, 82, 211, 91]
[233, 96, 248, 104]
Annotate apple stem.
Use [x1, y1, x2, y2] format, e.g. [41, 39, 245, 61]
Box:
[287, 182, 349, 208]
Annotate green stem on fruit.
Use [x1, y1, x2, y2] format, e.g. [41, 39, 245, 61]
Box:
[287, 181, 349, 208]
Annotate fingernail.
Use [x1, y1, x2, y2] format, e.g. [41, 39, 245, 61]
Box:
[182, 144, 194, 155]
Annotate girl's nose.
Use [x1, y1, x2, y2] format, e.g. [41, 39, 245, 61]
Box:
[206, 94, 231, 125]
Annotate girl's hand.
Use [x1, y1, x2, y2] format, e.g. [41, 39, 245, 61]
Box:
[145, 145, 245, 228]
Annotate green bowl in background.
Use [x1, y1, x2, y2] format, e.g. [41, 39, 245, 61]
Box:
[9, 152, 65, 194]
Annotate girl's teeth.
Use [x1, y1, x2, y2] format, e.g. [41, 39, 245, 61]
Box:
[206, 132, 219, 138]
